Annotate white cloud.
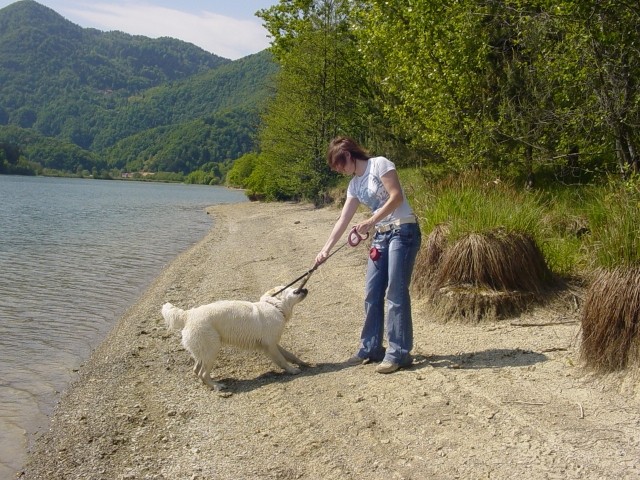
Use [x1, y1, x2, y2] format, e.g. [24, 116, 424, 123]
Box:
[61, 2, 270, 59]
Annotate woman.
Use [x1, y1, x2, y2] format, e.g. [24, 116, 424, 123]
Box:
[315, 136, 422, 373]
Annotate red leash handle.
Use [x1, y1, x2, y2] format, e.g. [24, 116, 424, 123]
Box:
[348, 227, 369, 247]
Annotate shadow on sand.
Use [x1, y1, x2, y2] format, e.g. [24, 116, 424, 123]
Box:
[217, 348, 547, 394]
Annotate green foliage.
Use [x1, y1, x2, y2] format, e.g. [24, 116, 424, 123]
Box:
[255, 0, 373, 202]
[0, 144, 38, 175]
[414, 171, 548, 240]
[226, 152, 258, 188]
[105, 110, 260, 174]
[583, 180, 640, 269]
[247, 0, 640, 213]
[405, 169, 640, 277]
[149, 171, 185, 183]
[89, 52, 276, 152]
[530, 186, 592, 277]
[0, 124, 103, 173]
[244, 152, 303, 201]
[353, 1, 492, 166]
[185, 170, 218, 185]
[0, 141, 21, 166]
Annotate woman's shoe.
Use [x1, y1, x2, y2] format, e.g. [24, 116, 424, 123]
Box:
[345, 354, 370, 366]
[375, 361, 400, 373]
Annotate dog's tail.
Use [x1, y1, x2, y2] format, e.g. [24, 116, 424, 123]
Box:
[162, 302, 187, 331]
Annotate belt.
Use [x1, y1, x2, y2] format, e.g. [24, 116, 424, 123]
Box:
[375, 216, 417, 233]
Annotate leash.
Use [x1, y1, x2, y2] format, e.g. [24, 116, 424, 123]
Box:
[273, 227, 367, 296]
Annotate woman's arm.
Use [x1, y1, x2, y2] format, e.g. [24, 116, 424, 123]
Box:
[315, 196, 361, 265]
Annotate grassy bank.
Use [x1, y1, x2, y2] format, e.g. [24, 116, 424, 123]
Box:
[395, 169, 640, 281]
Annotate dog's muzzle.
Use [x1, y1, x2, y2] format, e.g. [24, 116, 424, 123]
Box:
[293, 287, 308, 296]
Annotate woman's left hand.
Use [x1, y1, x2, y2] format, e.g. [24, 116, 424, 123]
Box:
[354, 220, 373, 236]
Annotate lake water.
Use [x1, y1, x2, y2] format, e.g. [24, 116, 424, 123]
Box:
[0, 175, 247, 478]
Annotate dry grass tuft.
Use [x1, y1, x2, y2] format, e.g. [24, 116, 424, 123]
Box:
[414, 228, 556, 323]
[434, 230, 553, 294]
[412, 223, 449, 296]
[580, 267, 640, 371]
[430, 286, 535, 323]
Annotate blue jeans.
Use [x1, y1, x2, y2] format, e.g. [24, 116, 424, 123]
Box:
[356, 222, 422, 365]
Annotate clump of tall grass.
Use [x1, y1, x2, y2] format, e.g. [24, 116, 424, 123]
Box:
[384, 168, 639, 280]
[417, 174, 546, 240]
[580, 266, 640, 371]
[402, 169, 640, 279]
[401, 170, 561, 321]
[401, 170, 572, 274]
[582, 180, 640, 269]
[577, 179, 640, 372]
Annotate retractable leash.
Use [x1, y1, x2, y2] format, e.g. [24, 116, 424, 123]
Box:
[273, 226, 368, 296]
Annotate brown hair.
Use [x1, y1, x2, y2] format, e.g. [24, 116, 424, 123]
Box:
[326, 136, 370, 171]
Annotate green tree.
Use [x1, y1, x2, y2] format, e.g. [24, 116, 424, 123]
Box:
[570, 0, 640, 175]
[256, 0, 371, 201]
[226, 152, 258, 188]
[353, 1, 493, 168]
[352, 0, 638, 184]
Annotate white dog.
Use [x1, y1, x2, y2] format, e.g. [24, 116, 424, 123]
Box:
[162, 286, 309, 390]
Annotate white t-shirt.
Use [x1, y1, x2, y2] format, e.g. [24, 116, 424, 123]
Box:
[346, 156, 414, 224]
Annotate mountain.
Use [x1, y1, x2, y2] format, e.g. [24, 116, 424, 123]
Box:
[0, 0, 277, 178]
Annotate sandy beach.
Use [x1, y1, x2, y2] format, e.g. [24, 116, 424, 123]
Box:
[21, 201, 640, 479]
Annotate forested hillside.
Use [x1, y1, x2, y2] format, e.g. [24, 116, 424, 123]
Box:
[0, 0, 277, 179]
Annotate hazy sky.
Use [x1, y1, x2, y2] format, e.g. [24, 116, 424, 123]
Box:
[0, 0, 280, 59]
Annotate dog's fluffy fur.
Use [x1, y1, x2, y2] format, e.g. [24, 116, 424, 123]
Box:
[162, 286, 308, 390]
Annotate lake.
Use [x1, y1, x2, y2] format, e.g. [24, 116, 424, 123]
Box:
[0, 175, 247, 478]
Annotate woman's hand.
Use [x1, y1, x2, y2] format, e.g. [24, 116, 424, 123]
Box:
[354, 219, 374, 236]
[315, 250, 329, 265]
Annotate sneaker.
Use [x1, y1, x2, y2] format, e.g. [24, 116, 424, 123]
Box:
[345, 354, 370, 366]
[375, 361, 400, 374]
[376, 355, 413, 373]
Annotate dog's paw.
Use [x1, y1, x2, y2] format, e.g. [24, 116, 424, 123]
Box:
[203, 379, 226, 391]
[286, 367, 301, 375]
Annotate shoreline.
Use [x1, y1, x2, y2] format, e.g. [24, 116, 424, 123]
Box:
[22, 201, 640, 480]
[0, 177, 244, 480]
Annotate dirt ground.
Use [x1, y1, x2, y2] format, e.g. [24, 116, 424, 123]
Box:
[22, 201, 640, 479]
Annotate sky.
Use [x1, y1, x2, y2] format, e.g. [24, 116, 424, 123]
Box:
[0, 0, 280, 59]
